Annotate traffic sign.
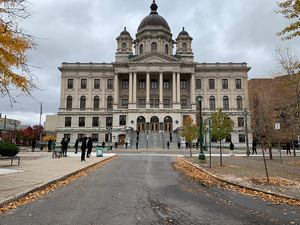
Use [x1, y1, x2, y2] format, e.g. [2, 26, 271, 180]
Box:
[275, 123, 280, 130]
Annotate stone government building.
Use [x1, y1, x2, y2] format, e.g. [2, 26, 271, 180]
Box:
[56, 1, 252, 148]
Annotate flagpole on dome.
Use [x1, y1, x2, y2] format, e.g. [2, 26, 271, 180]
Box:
[39, 102, 42, 144]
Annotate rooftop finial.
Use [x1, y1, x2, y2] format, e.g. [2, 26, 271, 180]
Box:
[183, 27, 185, 31]
[150, 0, 158, 14]
[124, 27, 126, 31]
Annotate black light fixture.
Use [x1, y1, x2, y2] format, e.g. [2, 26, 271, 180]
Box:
[131, 119, 134, 124]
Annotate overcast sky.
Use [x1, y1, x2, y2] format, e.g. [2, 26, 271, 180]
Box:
[0, 0, 299, 126]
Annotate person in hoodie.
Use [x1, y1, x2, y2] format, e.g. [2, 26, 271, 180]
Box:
[87, 137, 93, 158]
[81, 137, 87, 162]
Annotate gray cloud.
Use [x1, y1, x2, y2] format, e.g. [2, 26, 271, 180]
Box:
[1, 0, 299, 125]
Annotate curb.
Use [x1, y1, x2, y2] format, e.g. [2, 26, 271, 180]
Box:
[0, 155, 116, 208]
[179, 157, 300, 201]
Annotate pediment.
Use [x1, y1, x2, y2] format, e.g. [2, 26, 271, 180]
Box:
[128, 51, 182, 63]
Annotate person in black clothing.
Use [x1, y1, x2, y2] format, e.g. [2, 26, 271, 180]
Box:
[252, 141, 257, 155]
[125, 141, 128, 149]
[115, 142, 117, 149]
[32, 139, 36, 152]
[178, 142, 181, 149]
[230, 142, 234, 150]
[87, 137, 92, 158]
[62, 138, 69, 157]
[81, 137, 87, 162]
[185, 141, 188, 149]
[136, 142, 138, 149]
[74, 139, 78, 154]
[102, 141, 105, 148]
[61, 138, 64, 153]
[196, 142, 199, 150]
[286, 141, 291, 155]
[48, 138, 52, 152]
[167, 141, 170, 149]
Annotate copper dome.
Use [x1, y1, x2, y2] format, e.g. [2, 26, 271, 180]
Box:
[138, 1, 170, 30]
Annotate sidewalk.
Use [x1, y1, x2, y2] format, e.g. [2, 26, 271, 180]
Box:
[0, 150, 116, 208]
[181, 154, 300, 201]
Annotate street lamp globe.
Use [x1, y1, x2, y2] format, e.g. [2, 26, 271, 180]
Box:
[197, 94, 203, 103]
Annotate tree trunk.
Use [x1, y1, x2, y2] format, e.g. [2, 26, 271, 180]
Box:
[262, 144, 269, 182]
[268, 147, 273, 160]
[220, 140, 222, 166]
[189, 141, 192, 157]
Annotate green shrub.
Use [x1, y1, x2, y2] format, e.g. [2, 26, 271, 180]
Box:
[0, 143, 20, 156]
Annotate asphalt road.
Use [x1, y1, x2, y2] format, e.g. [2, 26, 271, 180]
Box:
[0, 155, 298, 224]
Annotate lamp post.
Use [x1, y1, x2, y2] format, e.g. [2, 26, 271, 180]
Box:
[243, 109, 250, 156]
[12, 120, 17, 144]
[197, 94, 205, 160]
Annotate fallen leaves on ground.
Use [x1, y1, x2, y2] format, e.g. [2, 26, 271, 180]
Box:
[174, 156, 300, 206]
[285, 161, 300, 167]
[244, 177, 297, 186]
[0, 155, 119, 215]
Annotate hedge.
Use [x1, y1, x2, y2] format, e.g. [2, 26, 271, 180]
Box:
[0, 143, 20, 156]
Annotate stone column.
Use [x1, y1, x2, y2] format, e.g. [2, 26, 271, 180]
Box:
[190, 73, 195, 105]
[60, 77, 66, 109]
[133, 72, 137, 103]
[101, 77, 106, 108]
[114, 73, 119, 109]
[177, 72, 181, 104]
[230, 76, 235, 108]
[172, 72, 176, 104]
[129, 72, 133, 103]
[146, 72, 150, 109]
[159, 72, 163, 108]
[203, 76, 207, 109]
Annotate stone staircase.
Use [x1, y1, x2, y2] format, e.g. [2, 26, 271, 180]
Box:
[130, 131, 181, 149]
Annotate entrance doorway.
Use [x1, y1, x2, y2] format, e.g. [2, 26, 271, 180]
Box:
[164, 116, 173, 132]
[137, 116, 146, 133]
[150, 116, 159, 132]
[119, 135, 125, 145]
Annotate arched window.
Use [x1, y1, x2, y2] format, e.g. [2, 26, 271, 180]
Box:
[66, 96, 72, 109]
[122, 42, 127, 50]
[151, 42, 157, 51]
[80, 96, 86, 109]
[182, 43, 187, 50]
[140, 44, 143, 54]
[107, 96, 113, 109]
[165, 44, 168, 54]
[209, 96, 215, 109]
[94, 96, 99, 109]
[237, 96, 242, 109]
[223, 96, 229, 109]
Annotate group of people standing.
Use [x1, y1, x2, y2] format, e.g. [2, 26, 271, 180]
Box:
[79, 137, 95, 162]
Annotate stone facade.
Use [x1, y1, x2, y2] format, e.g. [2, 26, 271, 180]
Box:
[56, 1, 252, 147]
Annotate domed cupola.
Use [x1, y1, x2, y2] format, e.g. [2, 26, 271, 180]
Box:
[115, 27, 133, 62]
[175, 27, 194, 62]
[133, 1, 175, 55]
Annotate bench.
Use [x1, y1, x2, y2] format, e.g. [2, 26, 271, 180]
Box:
[19, 148, 29, 153]
[52, 150, 62, 158]
[0, 156, 20, 165]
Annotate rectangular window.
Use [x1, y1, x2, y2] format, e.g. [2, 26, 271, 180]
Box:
[65, 117, 71, 127]
[196, 79, 201, 89]
[67, 79, 73, 89]
[92, 117, 99, 127]
[139, 79, 145, 89]
[209, 79, 215, 89]
[238, 117, 244, 127]
[94, 79, 100, 89]
[225, 134, 231, 142]
[106, 117, 113, 126]
[122, 79, 129, 89]
[122, 99, 128, 106]
[180, 79, 186, 89]
[163, 79, 169, 89]
[79, 117, 85, 127]
[151, 79, 157, 89]
[119, 115, 126, 126]
[107, 79, 113, 89]
[183, 115, 189, 122]
[236, 79, 242, 89]
[78, 134, 84, 142]
[222, 79, 228, 89]
[163, 99, 170, 105]
[155, 99, 159, 105]
[239, 134, 245, 142]
[92, 134, 98, 142]
[139, 99, 145, 105]
[181, 99, 187, 106]
[81, 79, 87, 89]
[150, 99, 153, 105]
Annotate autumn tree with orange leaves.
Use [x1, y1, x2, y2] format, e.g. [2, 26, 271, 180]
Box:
[0, 0, 37, 104]
[181, 116, 198, 157]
